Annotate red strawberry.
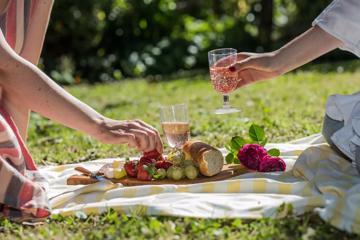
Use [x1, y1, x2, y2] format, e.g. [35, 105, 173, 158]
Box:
[124, 160, 138, 178]
[155, 160, 173, 170]
[143, 150, 160, 158]
[137, 163, 155, 181]
[139, 157, 156, 165]
[143, 150, 164, 161]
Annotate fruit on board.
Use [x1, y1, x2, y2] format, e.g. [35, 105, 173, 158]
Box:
[143, 150, 163, 161]
[183, 159, 195, 167]
[155, 160, 173, 170]
[167, 166, 175, 179]
[113, 168, 127, 179]
[153, 168, 167, 180]
[171, 166, 184, 181]
[112, 160, 121, 168]
[184, 165, 199, 180]
[167, 150, 185, 166]
[137, 164, 152, 181]
[124, 160, 138, 178]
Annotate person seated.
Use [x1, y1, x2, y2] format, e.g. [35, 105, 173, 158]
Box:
[0, 0, 162, 221]
[229, 0, 360, 173]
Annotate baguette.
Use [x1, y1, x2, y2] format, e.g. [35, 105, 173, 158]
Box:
[182, 140, 224, 176]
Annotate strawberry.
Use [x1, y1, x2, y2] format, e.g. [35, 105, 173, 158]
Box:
[143, 150, 164, 161]
[139, 157, 156, 166]
[155, 160, 173, 170]
[124, 160, 138, 178]
[137, 163, 156, 181]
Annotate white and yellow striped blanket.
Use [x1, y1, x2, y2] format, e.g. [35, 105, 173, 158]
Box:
[40, 134, 360, 234]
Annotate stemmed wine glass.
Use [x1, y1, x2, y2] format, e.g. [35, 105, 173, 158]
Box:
[208, 48, 240, 114]
[160, 103, 190, 149]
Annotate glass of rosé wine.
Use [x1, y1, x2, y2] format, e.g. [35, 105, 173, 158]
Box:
[160, 103, 190, 149]
[208, 48, 240, 114]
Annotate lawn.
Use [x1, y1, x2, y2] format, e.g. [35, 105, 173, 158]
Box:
[2, 61, 360, 239]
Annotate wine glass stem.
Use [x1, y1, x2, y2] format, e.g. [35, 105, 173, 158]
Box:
[223, 95, 230, 108]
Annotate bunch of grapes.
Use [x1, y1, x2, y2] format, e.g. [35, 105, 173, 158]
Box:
[166, 149, 199, 180]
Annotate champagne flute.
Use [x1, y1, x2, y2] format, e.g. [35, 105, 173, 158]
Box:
[208, 48, 240, 114]
[160, 104, 190, 149]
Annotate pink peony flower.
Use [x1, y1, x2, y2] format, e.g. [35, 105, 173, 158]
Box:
[258, 155, 286, 172]
[237, 144, 268, 170]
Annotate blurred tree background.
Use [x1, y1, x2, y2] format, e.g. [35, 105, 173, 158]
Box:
[41, 0, 355, 84]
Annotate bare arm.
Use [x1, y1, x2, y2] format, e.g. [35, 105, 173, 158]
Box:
[0, 30, 101, 135]
[275, 26, 342, 74]
[230, 26, 343, 87]
[0, 31, 163, 153]
[3, 0, 54, 140]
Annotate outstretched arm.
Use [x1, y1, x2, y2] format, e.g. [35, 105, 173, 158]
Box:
[230, 26, 342, 87]
[230, 0, 360, 88]
[0, 30, 162, 153]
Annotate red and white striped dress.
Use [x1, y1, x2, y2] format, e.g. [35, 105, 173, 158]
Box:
[0, 0, 50, 221]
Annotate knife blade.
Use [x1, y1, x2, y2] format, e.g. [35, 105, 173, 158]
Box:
[75, 166, 106, 181]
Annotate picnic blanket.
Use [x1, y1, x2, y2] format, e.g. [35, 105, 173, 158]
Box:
[41, 134, 360, 234]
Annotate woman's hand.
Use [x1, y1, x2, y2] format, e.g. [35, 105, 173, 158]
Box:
[94, 118, 163, 153]
[228, 26, 342, 89]
[229, 52, 283, 88]
[0, 30, 163, 154]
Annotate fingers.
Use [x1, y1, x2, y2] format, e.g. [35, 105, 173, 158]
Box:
[229, 57, 258, 73]
[213, 52, 254, 68]
[108, 129, 150, 152]
[236, 69, 255, 88]
[107, 131, 137, 148]
[236, 68, 277, 88]
[127, 128, 153, 152]
[121, 120, 162, 153]
[134, 120, 163, 153]
[236, 52, 257, 62]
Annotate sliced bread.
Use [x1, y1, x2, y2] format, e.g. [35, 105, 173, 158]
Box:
[182, 140, 224, 176]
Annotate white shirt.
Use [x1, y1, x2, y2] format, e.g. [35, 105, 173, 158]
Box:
[313, 0, 360, 57]
[316, 1, 360, 165]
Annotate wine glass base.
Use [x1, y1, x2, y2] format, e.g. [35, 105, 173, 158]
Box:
[213, 107, 240, 115]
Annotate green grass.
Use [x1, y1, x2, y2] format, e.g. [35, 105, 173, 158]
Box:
[3, 61, 360, 239]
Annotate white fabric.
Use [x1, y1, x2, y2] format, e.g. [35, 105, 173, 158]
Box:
[38, 134, 360, 234]
[331, 100, 360, 163]
[312, 0, 360, 57]
[324, 90, 360, 164]
[326, 92, 360, 123]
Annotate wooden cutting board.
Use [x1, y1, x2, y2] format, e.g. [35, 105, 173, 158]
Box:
[67, 164, 249, 186]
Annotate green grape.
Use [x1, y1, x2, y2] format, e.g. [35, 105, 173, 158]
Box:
[155, 168, 167, 179]
[183, 160, 194, 167]
[171, 166, 184, 180]
[167, 166, 175, 179]
[185, 165, 199, 180]
[167, 150, 185, 166]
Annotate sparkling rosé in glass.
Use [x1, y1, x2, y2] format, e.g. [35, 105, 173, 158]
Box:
[161, 122, 190, 148]
[209, 66, 239, 94]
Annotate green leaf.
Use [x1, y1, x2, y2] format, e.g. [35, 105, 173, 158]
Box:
[144, 165, 156, 176]
[260, 137, 268, 146]
[268, 148, 280, 157]
[225, 153, 235, 164]
[225, 144, 233, 153]
[249, 124, 265, 143]
[230, 136, 246, 150]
